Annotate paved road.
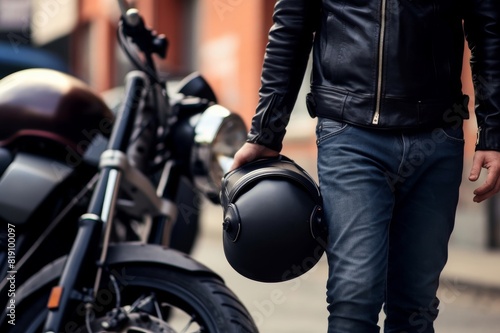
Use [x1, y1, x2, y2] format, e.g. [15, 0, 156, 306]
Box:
[191, 203, 500, 333]
[433, 283, 500, 333]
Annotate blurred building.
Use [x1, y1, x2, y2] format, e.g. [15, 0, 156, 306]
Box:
[0, 0, 478, 149]
[0, 0, 495, 248]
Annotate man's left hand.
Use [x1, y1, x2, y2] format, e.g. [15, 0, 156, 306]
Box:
[469, 150, 500, 202]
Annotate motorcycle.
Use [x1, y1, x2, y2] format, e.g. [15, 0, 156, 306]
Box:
[0, 1, 258, 332]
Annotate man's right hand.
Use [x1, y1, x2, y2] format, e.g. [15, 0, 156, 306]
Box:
[230, 142, 280, 171]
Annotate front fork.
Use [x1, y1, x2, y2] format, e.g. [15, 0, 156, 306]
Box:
[43, 72, 148, 333]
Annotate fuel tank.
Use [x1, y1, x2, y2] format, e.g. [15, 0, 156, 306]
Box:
[0, 69, 113, 153]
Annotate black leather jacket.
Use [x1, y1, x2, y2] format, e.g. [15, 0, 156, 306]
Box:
[247, 0, 500, 152]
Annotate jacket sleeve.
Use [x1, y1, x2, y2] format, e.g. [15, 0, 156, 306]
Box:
[463, 0, 500, 151]
[246, 0, 321, 152]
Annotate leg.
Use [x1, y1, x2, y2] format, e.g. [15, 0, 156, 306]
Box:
[316, 118, 402, 333]
[384, 127, 464, 333]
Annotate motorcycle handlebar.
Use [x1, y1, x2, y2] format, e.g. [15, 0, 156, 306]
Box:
[117, 0, 131, 20]
[117, 0, 168, 59]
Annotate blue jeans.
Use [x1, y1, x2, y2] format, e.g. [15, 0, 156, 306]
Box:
[316, 118, 464, 333]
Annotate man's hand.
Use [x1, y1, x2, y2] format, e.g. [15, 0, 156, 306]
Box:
[230, 142, 280, 171]
[468, 150, 500, 202]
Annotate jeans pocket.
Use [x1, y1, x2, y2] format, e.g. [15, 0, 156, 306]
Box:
[316, 117, 348, 145]
[437, 126, 464, 143]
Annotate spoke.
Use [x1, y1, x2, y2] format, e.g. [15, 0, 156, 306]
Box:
[128, 294, 148, 313]
[153, 297, 163, 321]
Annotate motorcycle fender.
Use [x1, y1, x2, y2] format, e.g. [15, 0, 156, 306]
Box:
[104, 243, 220, 277]
[9, 243, 221, 305]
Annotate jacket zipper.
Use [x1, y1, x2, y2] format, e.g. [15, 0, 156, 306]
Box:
[372, 0, 388, 125]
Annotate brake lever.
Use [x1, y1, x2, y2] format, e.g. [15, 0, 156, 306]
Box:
[117, 0, 130, 19]
[118, 1, 168, 59]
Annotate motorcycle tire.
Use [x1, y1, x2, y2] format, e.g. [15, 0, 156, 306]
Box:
[4, 263, 259, 333]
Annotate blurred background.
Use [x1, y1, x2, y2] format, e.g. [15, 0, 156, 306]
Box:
[0, 0, 499, 332]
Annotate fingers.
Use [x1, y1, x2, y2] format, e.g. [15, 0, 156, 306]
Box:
[468, 153, 483, 182]
[230, 144, 259, 170]
[230, 143, 279, 171]
[472, 166, 500, 202]
[469, 151, 500, 203]
[230, 149, 252, 171]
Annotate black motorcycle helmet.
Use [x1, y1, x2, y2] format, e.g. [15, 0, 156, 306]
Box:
[220, 155, 327, 283]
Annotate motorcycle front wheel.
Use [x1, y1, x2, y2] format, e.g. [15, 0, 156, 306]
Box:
[6, 264, 259, 333]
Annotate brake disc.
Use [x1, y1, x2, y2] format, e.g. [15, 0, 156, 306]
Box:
[90, 312, 177, 333]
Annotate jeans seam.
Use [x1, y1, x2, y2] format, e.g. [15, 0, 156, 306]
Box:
[396, 133, 407, 181]
[384, 200, 396, 330]
[438, 128, 465, 143]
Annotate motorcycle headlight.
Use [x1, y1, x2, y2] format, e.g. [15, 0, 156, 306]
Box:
[191, 104, 247, 203]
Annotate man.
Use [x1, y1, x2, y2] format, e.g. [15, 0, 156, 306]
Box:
[231, 0, 500, 332]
